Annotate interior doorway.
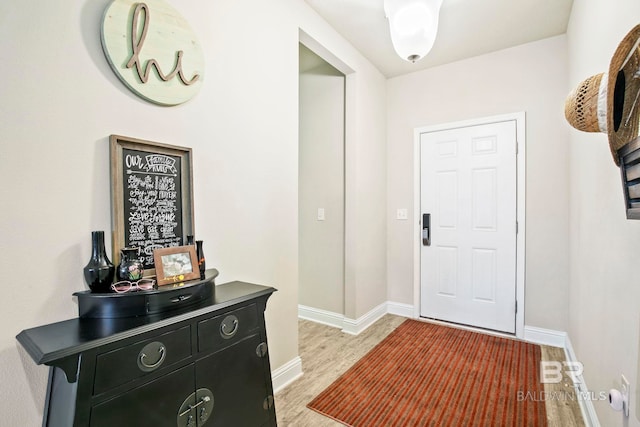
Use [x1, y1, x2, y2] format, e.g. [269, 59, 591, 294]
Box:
[298, 44, 346, 317]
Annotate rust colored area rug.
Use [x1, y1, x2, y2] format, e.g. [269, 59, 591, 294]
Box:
[307, 320, 546, 427]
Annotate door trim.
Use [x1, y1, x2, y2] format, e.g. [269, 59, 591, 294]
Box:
[412, 112, 526, 338]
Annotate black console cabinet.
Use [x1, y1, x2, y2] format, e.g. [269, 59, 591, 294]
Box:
[17, 277, 277, 427]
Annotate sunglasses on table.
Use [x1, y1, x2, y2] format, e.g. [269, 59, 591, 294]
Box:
[111, 279, 157, 293]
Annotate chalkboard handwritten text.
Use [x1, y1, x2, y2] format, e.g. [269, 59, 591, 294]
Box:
[123, 150, 183, 267]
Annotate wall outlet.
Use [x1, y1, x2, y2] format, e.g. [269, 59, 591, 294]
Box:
[317, 208, 325, 221]
[622, 374, 630, 417]
[396, 209, 408, 220]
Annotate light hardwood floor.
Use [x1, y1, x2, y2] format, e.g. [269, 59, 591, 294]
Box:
[274, 315, 585, 427]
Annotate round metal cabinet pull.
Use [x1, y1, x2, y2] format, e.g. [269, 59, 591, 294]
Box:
[137, 341, 166, 372]
[220, 315, 239, 339]
[263, 395, 274, 410]
[256, 342, 268, 358]
[177, 388, 214, 427]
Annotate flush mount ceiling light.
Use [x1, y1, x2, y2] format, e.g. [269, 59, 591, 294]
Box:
[384, 0, 443, 63]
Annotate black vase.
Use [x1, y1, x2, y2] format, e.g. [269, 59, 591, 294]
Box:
[196, 240, 206, 279]
[117, 247, 144, 281]
[83, 231, 115, 293]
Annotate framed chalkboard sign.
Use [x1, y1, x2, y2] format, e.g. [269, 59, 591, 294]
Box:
[110, 135, 194, 273]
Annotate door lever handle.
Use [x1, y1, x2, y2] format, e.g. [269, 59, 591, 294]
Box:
[422, 213, 431, 246]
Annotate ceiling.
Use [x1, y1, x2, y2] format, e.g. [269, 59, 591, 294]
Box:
[303, 0, 575, 78]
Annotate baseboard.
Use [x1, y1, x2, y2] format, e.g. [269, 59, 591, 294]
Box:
[565, 337, 600, 427]
[271, 356, 303, 394]
[387, 301, 414, 318]
[298, 301, 413, 336]
[298, 305, 344, 329]
[523, 325, 567, 348]
[342, 302, 388, 335]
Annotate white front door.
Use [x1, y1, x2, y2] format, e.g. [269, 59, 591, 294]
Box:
[420, 120, 518, 333]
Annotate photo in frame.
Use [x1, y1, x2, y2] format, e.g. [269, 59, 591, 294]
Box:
[153, 245, 200, 286]
[110, 135, 194, 275]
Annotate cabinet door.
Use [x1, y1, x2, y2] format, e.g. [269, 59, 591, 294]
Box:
[90, 364, 195, 427]
[196, 334, 272, 426]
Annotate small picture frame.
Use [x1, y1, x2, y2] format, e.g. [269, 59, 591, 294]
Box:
[153, 245, 200, 286]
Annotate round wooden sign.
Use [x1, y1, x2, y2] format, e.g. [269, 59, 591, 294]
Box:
[101, 0, 205, 106]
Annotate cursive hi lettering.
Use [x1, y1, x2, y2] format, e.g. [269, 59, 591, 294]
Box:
[126, 2, 200, 86]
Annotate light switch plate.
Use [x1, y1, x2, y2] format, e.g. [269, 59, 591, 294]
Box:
[317, 208, 325, 221]
[396, 209, 408, 220]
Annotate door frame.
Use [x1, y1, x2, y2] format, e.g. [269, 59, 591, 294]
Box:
[412, 112, 526, 338]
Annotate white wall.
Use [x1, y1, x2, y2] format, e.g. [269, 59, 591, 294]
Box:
[567, 1, 640, 425]
[0, 0, 387, 424]
[299, 46, 345, 314]
[348, 73, 388, 319]
[386, 35, 571, 331]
